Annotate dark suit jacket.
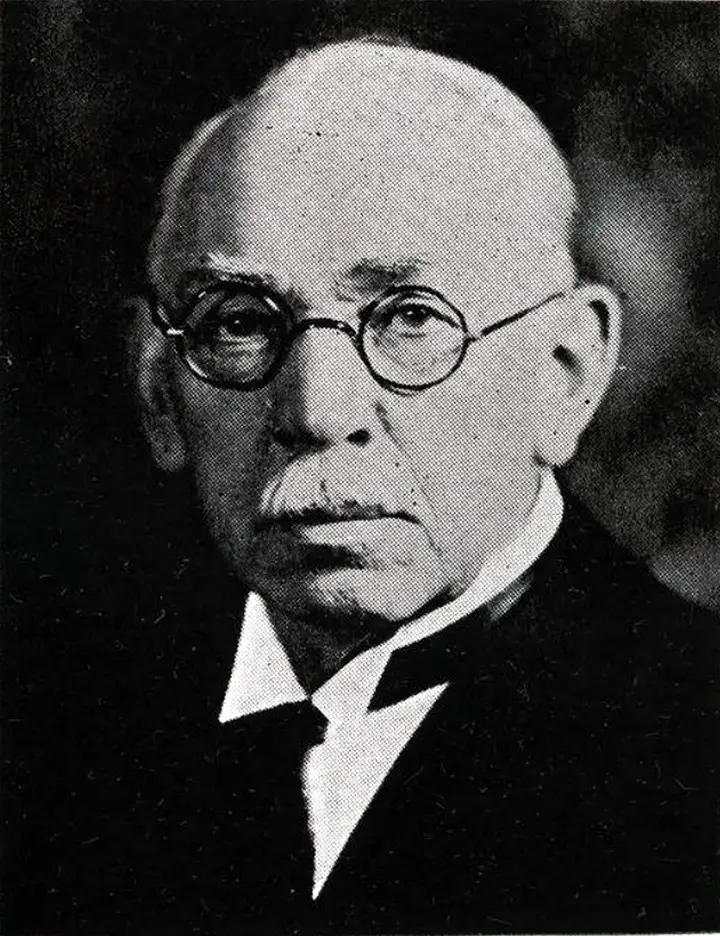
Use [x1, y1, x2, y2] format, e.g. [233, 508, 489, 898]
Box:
[5, 499, 719, 934]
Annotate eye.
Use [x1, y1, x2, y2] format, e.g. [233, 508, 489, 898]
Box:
[185, 287, 284, 347]
[215, 307, 273, 340]
[373, 297, 458, 339]
[392, 304, 437, 329]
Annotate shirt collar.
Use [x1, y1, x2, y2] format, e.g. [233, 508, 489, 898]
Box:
[219, 469, 563, 724]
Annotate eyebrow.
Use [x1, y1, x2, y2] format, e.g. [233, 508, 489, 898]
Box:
[333, 258, 430, 299]
[180, 255, 430, 309]
[179, 265, 307, 310]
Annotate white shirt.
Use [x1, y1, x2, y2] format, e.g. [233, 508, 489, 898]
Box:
[220, 470, 563, 898]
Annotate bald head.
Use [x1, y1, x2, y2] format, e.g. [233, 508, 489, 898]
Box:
[149, 39, 578, 302]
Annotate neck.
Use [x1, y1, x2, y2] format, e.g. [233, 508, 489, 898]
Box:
[271, 609, 392, 693]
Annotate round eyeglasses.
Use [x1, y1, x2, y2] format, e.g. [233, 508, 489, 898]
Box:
[149, 283, 566, 392]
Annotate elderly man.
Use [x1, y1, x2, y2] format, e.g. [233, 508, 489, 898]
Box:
[11, 38, 717, 936]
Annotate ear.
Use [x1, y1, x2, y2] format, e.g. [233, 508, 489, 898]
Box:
[126, 296, 188, 472]
[534, 282, 621, 467]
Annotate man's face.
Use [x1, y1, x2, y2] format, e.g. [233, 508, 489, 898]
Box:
[156, 106, 572, 629]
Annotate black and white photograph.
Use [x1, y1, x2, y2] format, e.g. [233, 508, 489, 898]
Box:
[3, 2, 719, 933]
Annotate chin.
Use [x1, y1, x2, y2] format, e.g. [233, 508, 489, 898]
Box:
[249, 564, 448, 628]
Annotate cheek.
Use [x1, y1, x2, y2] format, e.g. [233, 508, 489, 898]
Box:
[391, 371, 540, 553]
[399, 373, 536, 487]
[173, 384, 274, 558]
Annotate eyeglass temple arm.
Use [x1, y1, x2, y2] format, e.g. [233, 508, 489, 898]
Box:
[150, 299, 184, 338]
[477, 290, 568, 338]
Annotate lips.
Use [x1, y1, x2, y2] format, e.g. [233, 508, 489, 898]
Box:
[254, 508, 421, 560]
[251, 505, 424, 575]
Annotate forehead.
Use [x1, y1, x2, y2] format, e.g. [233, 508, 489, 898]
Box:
[157, 48, 575, 310]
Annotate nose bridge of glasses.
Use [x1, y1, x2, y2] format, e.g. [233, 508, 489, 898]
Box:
[290, 317, 359, 342]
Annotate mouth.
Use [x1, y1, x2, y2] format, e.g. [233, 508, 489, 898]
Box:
[249, 505, 427, 577]
[254, 508, 421, 559]
[285, 517, 418, 547]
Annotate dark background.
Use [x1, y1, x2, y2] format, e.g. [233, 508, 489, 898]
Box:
[3, 0, 720, 654]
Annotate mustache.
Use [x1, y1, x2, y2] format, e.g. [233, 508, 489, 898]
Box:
[257, 501, 417, 528]
[256, 449, 429, 529]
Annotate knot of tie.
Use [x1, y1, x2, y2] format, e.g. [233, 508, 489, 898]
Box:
[267, 700, 328, 764]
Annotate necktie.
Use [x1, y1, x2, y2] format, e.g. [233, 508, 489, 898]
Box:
[256, 701, 327, 899]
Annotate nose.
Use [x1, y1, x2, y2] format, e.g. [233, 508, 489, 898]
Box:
[271, 323, 378, 452]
